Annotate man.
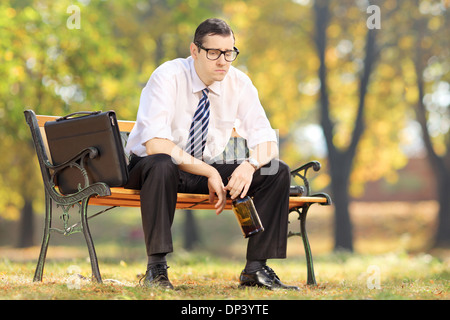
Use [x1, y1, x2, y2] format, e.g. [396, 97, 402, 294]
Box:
[125, 18, 298, 291]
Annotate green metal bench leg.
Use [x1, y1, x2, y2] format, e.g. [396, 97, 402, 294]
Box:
[33, 194, 52, 282]
[80, 198, 102, 283]
[299, 204, 317, 286]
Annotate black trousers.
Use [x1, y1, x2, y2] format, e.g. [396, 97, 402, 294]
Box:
[124, 154, 290, 261]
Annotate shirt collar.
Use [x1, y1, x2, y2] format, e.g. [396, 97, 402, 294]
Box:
[189, 56, 222, 96]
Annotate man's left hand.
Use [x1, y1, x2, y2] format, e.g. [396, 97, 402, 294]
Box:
[225, 161, 255, 199]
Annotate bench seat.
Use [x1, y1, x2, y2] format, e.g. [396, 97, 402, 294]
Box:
[89, 187, 328, 210]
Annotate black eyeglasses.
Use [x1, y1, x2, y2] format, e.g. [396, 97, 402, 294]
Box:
[195, 42, 239, 62]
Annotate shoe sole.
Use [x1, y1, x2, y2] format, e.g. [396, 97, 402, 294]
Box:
[239, 282, 273, 290]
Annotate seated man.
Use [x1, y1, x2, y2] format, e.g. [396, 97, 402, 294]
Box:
[125, 18, 298, 291]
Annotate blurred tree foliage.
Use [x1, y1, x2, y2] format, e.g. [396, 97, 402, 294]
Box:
[225, 0, 448, 250]
[0, 0, 223, 246]
[0, 0, 448, 249]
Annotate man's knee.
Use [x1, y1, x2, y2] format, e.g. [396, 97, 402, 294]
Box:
[140, 153, 178, 180]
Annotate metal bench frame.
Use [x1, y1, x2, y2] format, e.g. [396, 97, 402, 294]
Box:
[24, 109, 331, 286]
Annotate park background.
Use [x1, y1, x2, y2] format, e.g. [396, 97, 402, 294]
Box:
[0, 0, 448, 299]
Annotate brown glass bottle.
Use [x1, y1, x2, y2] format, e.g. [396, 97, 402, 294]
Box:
[231, 196, 264, 238]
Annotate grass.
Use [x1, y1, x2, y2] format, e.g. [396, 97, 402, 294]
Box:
[0, 200, 449, 300]
[0, 248, 448, 300]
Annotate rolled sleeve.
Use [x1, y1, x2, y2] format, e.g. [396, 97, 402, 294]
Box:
[246, 127, 277, 150]
[125, 68, 176, 156]
[236, 80, 278, 150]
[138, 87, 174, 145]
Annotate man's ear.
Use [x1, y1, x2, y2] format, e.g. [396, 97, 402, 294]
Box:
[190, 42, 198, 59]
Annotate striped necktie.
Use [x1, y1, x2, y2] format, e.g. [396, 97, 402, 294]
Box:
[186, 88, 210, 159]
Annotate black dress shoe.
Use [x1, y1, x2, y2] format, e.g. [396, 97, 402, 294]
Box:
[239, 266, 299, 291]
[263, 265, 300, 291]
[140, 264, 174, 289]
[239, 268, 274, 289]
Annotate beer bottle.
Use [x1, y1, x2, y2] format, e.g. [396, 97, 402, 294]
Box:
[231, 196, 264, 238]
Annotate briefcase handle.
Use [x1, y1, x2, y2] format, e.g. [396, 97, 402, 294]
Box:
[56, 111, 102, 121]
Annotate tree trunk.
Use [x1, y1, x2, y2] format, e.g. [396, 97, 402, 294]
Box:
[17, 197, 34, 248]
[313, 1, 378, 251]
[435, 175, 450, 247]
[329, 154, 354, 251]
[183, 210, 200, 251]
[414, 45, 450, 248]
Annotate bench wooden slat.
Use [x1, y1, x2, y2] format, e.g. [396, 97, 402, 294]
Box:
[37, 114, 136, 132]
[87, 187, 327, 210]
[36, 114, 240, 137]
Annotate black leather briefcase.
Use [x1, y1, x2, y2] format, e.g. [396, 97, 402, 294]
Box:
[44, 111, 129, 194]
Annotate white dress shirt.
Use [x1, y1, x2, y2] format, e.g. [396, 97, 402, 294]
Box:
[125, 56, 277, 162]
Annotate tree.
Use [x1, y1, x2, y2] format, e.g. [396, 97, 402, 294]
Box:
[312, 0, 382, 251]
[226, 0, 422, 251]
[409, 0, 449, 247]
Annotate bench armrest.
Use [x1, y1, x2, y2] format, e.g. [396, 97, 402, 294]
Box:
[46, 147, 98, 171]
[290, 161, 321, 196]
[47, 147, 99, 192]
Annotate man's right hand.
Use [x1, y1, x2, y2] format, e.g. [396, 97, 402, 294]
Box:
[207, 170, 226, 215]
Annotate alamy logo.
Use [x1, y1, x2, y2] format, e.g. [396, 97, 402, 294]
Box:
[66, 265, 82, 289]
[367, 5, 381, 29]
[366, 265, 381, 289]
[66, 5, 81, 30]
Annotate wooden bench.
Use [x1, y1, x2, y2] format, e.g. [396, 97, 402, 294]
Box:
[24, 110, 331, 286]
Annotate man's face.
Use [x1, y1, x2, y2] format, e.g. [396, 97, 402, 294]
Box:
[191, 34, 235, 86]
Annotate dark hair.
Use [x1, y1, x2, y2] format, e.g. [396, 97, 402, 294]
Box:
[193, 18, 234, 45]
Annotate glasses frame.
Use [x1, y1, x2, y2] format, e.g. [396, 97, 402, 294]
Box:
[195, 42, 240, 62]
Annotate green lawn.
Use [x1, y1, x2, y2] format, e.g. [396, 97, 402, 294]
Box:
[0, 248, 448, 300]
[1, 201, 449, 300]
